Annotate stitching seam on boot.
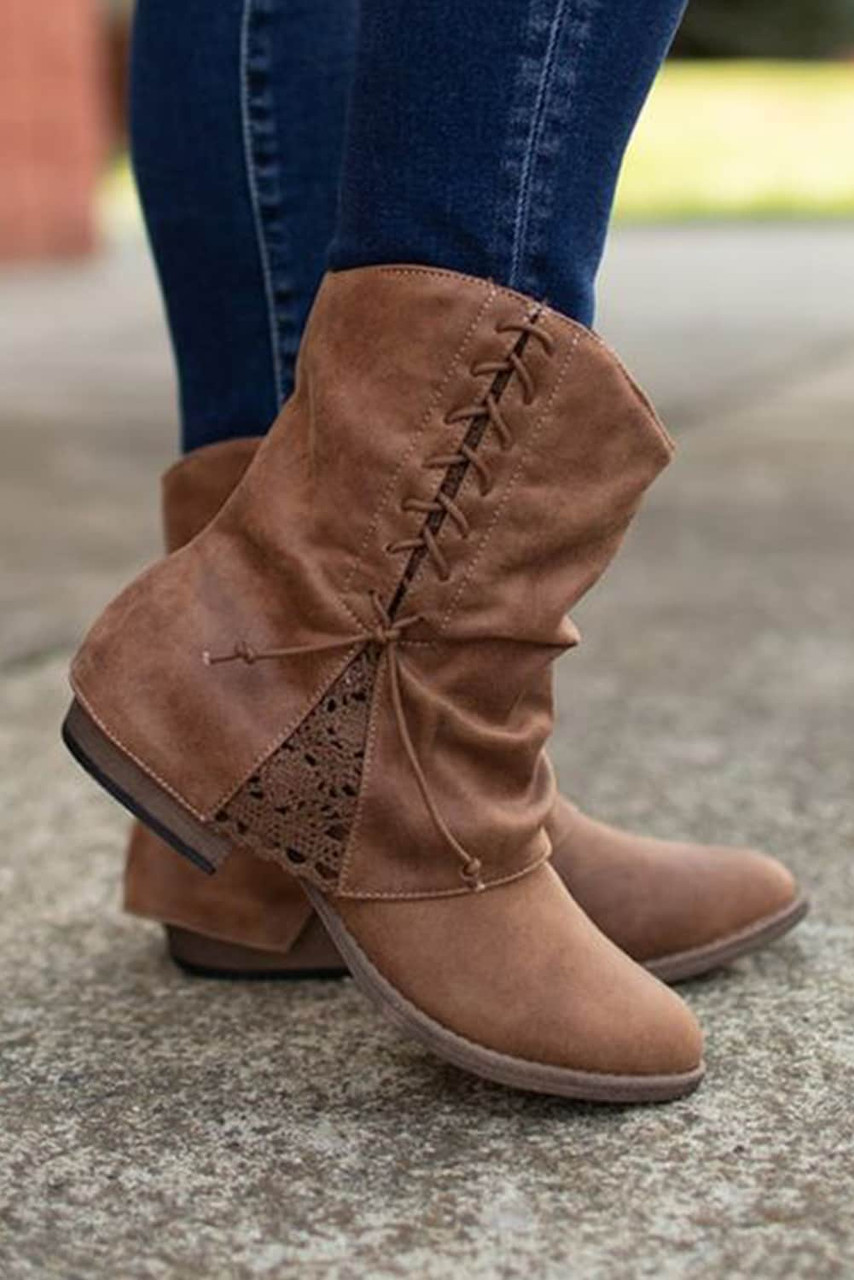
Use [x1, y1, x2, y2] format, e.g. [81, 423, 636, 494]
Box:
[337, 289, 497, 630]
[438, 329, 582, 633]
[384, 310, 555, 618]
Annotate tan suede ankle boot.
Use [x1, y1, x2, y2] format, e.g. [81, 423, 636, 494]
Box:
[126, 440, 805, 983]
[67, 265, 705, 1101]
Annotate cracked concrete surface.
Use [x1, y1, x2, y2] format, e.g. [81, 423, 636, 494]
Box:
[1, 227, 853, 1278]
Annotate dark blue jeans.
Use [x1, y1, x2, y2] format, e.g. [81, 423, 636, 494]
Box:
[131, 0, 687, 455]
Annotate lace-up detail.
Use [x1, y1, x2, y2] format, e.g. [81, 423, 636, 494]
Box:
[386, 316, 554, 603]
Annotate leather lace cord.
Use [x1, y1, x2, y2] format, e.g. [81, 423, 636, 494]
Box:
[385, 318, 555, 583]
[204, 592, 486, 891]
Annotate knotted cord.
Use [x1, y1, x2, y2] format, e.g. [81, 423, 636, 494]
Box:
[204, 591, 485, 891]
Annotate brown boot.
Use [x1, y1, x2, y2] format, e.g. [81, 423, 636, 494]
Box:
[127, 443, 805, 983]
[67, 265, 704, 1101]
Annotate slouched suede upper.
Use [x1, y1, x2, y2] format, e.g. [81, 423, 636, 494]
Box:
[77, 266, 672, 903]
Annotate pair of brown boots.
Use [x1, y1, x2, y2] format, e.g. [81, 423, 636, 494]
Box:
[66, 266, 806, 1102]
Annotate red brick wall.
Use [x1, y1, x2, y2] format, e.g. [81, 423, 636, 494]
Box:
[0, 0, 107, 260]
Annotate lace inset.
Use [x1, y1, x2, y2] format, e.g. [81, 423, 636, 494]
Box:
[215, 649, 378, 889]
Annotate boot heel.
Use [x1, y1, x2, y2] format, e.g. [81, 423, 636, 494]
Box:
[166, 923, 347, 981]
[62, 698, 232, 875]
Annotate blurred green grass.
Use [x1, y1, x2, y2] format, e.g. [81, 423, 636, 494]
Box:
[615, 60, 854, 220]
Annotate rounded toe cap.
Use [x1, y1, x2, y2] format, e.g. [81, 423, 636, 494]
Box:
[606, 968, 705, 1080]
[705, 846, 801, 938]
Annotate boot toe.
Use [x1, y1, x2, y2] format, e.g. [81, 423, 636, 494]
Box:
[337, 865, 705, 1099]
[718, 847, 799, 925]
[640, 845, 806, 982]
[549, 800, 804, 973]
[599, 967, 704, 1080]
[658, 843, 802, 957]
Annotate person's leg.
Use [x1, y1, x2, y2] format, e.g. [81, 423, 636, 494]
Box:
[129, 0, 357, 452]
[131, 0, 684, 445]
[329, 0, 688, 328]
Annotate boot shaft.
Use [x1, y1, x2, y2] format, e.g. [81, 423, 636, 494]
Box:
[73, 266, 673, 901]
[160, 437, 258, 552]
[124, 436, 316, 954]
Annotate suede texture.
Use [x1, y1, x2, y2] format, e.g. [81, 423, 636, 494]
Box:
[74, 265, 707, 1081]
[338, 864, 703, 1077]
[126, 821, 312, 952]
[548, 797, 797, 963]
[73, 265, 673, 901]
[160, 436, 259, 552]
[124, 437, 315, 953]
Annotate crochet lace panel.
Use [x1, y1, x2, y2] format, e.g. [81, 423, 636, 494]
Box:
[214, 649, 377, 889]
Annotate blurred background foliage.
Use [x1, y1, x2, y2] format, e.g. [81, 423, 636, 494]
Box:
[674, 0, 854, 59]
[615, 0, 854, 221]
[615, 61, 854, 221]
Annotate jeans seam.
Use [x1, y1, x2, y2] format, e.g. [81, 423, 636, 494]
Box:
[240, 0, 286, 405]
[507, 0, 572, 293]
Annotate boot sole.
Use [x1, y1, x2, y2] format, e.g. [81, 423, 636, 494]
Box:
[64, 698, 704, 1103]
[163, 893, 808, 983]
[646, 893, 809, 984]
[302, 885, 704, 1103]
